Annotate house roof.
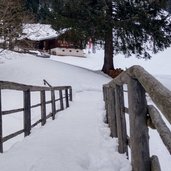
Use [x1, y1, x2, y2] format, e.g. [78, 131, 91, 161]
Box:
[22, 23, 66, 41]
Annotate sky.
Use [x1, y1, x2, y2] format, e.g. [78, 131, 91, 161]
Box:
[0, 47, 171, 170]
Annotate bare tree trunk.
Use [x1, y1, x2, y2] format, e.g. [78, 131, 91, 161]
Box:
[102, 28, 114, 74]
[102, 0, 114, 74]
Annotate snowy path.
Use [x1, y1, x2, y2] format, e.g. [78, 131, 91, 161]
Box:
[0, 91, 130, 171]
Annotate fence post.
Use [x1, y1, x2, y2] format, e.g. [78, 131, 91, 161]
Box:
[128, 78, 150, 171]
[108, 86, 118, 138]
[23, 90, 31, 137]
[115, 84, 128, 155]
[151, 155, 161, 171]
[69, 87, 72, 101]
[41, 90, 46, 126]
[0, 90, 3, 153]
[59, 90, 64, 110]
[103, 85, 109, 123]
[65, 88, 69, 108]
[51, 90, 56, 120]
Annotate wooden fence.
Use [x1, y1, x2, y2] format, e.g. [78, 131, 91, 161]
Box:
[103, 65, 171, 171]
[0, 80, 72, 153]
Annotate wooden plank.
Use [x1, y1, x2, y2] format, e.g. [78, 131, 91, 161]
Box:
[51, 90, 56, 120]
[65, 89, 69, 108]
[23, 90, 31, 137]
[59, 90, 64, 110]
[31, 103, 41, 109]
[2, 108, 24, 115]
[151, 155, 161, 171]
[43, 79, 52, 87]
[102, 85, 106, 104]
[127, 65, 171, 124]
[69, 87, 73, 101]
[55, 98, 60, 102]
[3, 129, 24, 143]
[0, 80, 72, 92]
[45, 100, 52, 105]
[46, 112, 52, 119]
[31, 120, 42, 128]
[105, 86, 110, 125]
[0, 90, 3, 153]
[41, 90, 46, 126]
[128, 78, 150, 171]
[108, 86, 117, 138]
[105, 85, 111, 124]
[148, 105, 171, 154]
[106, 71, 129, 86]
[103, 84, 106, 102]
[115, 85, 128, 155]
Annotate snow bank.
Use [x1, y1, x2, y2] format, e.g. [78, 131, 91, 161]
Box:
[0, 46, 171, 171]
[0, 51, 111, 93]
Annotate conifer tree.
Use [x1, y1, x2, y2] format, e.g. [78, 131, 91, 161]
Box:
[25, 0, 50, 22]
[43, 0, 171, 74]
[167, 0, 171, 12]
[25, 0, 39, 15]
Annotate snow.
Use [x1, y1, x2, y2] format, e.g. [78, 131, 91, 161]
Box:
[0, 47, 171, 171]
[22, 23, 66, 41]
[0, 91, 130, 171]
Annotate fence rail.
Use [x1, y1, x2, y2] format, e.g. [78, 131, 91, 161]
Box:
[103, 65, 171, 171]
[0, 80, 72, 153]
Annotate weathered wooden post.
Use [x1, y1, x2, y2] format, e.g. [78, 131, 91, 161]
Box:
[151, 155, 161, 171]
[59, 89, 64, 110]
[0, 89, 3, 153]
[65, 88, 69, 108]
[69, 87, 72, 101]
[115, 84, 128, 155]
[106, 86, 111, 125]
[103, 84, 118, 137]
[23, 90, 31, 137]
[103, 85, 109, 123]
[103, 85, 107, 104]
[41, 90, 46, 126]
[128, 78, 150, 171]
[108, 86, 117, 138]
[51, 89, 56, 120]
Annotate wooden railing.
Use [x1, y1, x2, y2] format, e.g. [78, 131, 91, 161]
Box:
[0, 80, 72, 153]
[103, 65, 171, 171]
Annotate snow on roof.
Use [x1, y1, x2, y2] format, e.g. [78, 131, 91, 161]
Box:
[22, 23, 62, 41]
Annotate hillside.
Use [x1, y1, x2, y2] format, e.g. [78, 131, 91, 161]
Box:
[0, 48, 171, 170]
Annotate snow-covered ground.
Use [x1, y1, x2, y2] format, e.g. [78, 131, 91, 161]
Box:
[0, 47, 171, 171]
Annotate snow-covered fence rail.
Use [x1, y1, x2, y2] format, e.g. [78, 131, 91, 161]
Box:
[0, 80, 72, 153]
[103, 65, 171, 171]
